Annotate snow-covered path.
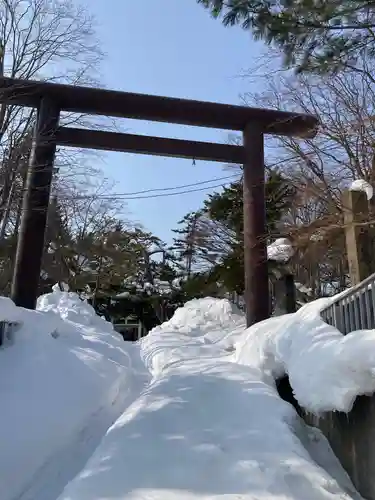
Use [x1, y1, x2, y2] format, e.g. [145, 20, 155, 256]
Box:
[57, 297, 370, 500]
[58, 358, 360, 500]
[2, 291, 375, 499]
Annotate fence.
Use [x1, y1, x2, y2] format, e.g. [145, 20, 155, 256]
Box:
[306, 271, 375, 500]
[320, 271, 375, 335]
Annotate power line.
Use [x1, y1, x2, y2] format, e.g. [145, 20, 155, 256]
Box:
[18, 140, 349, 204]
[85, 173, 241, 197]
[75, 143, 346, 201]
[53, 173, 242, 201]
[72, 181, 240, 201]
[49, 148, 338, 202]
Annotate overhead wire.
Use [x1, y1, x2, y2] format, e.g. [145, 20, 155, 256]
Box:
[60, 141, 347, 201]
[72, 181, 241, 201]
[13, 137, 350, 207]
[74, 173, 242, 198]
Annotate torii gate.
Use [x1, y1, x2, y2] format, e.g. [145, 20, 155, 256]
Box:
[0, 78, 318, 327]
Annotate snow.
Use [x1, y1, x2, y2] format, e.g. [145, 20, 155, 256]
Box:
[36, 289, 114, 332]
[117, 274, 182, 299]
[295, 281, 313, 296]
[58, 297, 367, 500]
[267, 237, 294, 263]
[235, 297, 375, 413]
[349, 179, 374, 200]
[0, 296, 24, 323]
[0, 288, 149, 500]
[51, 282, 70, 292]
[2, 288, 374, 500]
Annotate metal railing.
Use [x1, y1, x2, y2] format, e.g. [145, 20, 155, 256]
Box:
[321, 271, 375, 335]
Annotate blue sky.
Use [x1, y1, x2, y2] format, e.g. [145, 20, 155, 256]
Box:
[89, 0, 268, 243]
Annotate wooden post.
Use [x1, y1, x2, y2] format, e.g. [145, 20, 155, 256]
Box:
[11, 97, 60, 309]
[342, 189, 375, 285]
[243, 123, 269, 327]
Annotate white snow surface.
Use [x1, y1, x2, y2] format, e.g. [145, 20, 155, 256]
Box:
[2, 289, 375, 500]
[267, 237, 294, 262]
[235, 298, 375, 414]
[57, 296, 373, 500]
[349, 179, 374, 200]
[0, 296, 24, 323]
[0, 289, 149, 500]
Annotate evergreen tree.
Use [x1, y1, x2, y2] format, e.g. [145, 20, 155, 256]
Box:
[173, 170, 295, 295]
[197, 0, 375, 73]
[207, 170, 295, 236]
[172, 211, 208, 277]
[207, 171, 294, 293]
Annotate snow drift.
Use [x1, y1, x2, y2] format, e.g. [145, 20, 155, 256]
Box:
[235, 297, 375, 414]
[2, 288, 375, 500]
[57, 297, 369, 500]
[0, 288, 149, 500]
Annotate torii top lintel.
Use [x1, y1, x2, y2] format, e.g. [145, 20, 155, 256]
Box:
[0, 77, 318, 138]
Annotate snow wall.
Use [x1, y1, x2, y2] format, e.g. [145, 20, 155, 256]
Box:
[276, 284, 375, 500]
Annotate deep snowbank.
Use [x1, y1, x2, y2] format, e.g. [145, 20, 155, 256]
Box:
[0, 289, 148, 500]
[140, 297, 246, 375]
[235, 297, 375, 413]
[3, 290, 374, 500]
[58, 297, 362, 500]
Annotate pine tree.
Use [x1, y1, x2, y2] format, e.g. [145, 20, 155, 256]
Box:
[172, 211, 208, 278]
[173, 170, 295, 295]
[206, 170, 295, 236]
[197, 0, 375, 73]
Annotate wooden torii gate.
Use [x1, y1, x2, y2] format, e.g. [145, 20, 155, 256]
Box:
[0, 78, 318, 326]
